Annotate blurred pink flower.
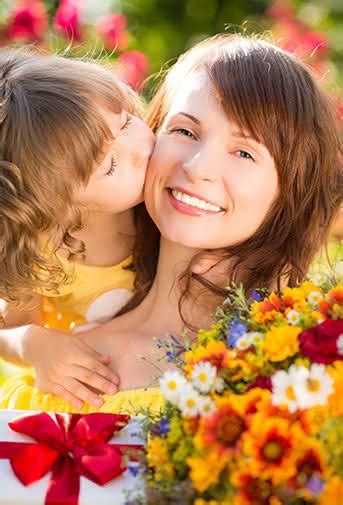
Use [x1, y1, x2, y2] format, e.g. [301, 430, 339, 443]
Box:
[267, 0, 296, 20]
[7, 0, 48, 41]
[299, 30, 329, 57]
[54, 0, 82, 41]
[98, 14, 130, 52]
[272, 18, 302, 53]
[338, 103, 343, 122]
[117, 50, 150, 90]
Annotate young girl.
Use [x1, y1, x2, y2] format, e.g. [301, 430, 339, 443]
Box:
[0, 47, 155, 408]
[1, 34, 341, 414]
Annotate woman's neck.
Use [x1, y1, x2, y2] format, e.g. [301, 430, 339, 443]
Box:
[73, 208, 136, 267]
[117, 237, 219, 339]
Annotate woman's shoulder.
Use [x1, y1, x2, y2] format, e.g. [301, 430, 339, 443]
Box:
[0, 375, 164, 416]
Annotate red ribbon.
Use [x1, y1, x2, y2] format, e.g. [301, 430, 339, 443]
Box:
[0, 412, 143, 505]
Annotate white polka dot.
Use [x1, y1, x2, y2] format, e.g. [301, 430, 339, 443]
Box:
[85, 289, 133, 323]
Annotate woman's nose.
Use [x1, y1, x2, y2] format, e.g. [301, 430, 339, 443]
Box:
[182, 148, 215, 183]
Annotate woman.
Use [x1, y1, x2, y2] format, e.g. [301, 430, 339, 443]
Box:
[1, 34, 341, 414]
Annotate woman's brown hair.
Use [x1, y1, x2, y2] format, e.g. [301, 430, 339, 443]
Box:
[132, 34, 342, 327]
[0, 47, 139, 303]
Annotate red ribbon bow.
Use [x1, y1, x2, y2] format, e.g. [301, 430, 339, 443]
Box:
[0, 412, 142, 504]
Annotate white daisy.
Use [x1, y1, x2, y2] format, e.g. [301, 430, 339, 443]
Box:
[213, 376, 225, 393]
[307, 291, 323, 309]
[287, 309, 301, 326]
[179, 384, 201, 417]
[191, 361, 217, 394]
[247, 331, 264, 346]
[159, 371, 187, 406]
[294, 364, 334, 409]
[337, 334, 343, 356]
[309, 273, 327, 287]
[198, 396, 216, 417]
[236, 334, 253, 351]
[271, 365, 306, 413]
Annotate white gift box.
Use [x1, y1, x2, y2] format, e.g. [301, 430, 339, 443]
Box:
[0, 409, 145, 505]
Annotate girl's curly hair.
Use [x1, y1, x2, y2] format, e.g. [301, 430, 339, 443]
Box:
[0, 47, 139, 303]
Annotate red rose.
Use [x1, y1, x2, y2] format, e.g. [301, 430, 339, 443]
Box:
[298, 319, 343, 364]
[247, 375, 272, 391]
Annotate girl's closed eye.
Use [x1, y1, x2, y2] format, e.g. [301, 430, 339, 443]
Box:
[106, 156, 117, 176]
[121, 114, 132, 132]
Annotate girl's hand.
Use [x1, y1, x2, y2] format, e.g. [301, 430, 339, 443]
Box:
[23, 325, 119, 410]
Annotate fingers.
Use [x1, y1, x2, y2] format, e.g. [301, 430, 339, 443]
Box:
[56, 377, 105, 409]
[49, 383, 84, 411]
[73, 337, 120, 386]
[69, 365, 118, 396]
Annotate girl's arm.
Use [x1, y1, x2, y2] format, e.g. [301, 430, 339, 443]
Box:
[0, 297, 119, 409]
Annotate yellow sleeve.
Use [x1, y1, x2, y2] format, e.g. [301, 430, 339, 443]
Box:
[0, 375, 164, 415]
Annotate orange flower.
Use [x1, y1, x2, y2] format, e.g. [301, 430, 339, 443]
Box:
[231, 468, 279, 505]
[319, 476, 343, 505]
[231, 388, 271, 416]
[242, 414, 304, 485]
[250, 293, 284, 325]
[318, 299, 330, 313]
[328, 285, 343, 304]
[290, 439, 327, 490]
[187, 449, 229, 493]
[184, 340, 233, 376]
[195, 398, 247, 456]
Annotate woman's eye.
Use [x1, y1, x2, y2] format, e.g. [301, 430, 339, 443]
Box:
[171, 127, 195, 139]
[238, 150, 254, 161]
[106, 156, 117, 176]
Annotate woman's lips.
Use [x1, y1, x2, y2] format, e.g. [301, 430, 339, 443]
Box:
[167, 188, 224, 217]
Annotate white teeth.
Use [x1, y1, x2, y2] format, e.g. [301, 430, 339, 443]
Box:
[171, 190, 222, 212]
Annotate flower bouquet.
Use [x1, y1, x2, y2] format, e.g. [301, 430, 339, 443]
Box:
[139, 275, 343, 504]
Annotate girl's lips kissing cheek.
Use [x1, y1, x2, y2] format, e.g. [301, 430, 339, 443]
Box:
[166, 188, 225, 217]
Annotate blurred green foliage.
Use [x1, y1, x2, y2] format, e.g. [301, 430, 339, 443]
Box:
[121, 0, 342, 93]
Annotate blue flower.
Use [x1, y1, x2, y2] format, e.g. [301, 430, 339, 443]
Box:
[227, 314, 247, 348]
[252, 290, 263, 301]
[159, 418, 170, 435]
[150, 418, 170, 436]
[166, 349, 178, 362]
[306, 476, 324, 495]
[127, 462, 141, 477]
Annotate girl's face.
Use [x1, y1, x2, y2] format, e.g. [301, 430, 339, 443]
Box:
[145, 71, 279, 249]
[75, 108, 155, 213]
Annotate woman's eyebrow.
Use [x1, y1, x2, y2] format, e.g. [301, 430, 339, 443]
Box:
[177, 112, 201, 125]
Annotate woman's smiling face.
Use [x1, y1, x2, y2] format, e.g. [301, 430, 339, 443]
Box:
[144, 71, 279, 249]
